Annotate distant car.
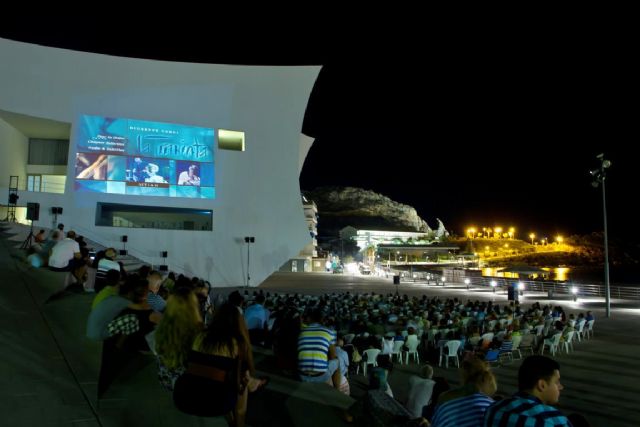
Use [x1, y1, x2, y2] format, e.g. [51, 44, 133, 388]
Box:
[359, 265, 371, 275]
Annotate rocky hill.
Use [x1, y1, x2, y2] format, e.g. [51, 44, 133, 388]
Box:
[303, 186, 434, 238]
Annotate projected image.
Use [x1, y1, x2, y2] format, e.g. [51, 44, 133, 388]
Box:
[74, 115, 215, 199]
[75, 153, 108, 180]
[177, 162, 201, 186]
[125, 157, 170, 185]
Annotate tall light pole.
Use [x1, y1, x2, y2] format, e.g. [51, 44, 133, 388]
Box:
[590, 154, 612, 318]
[244, 236, 255, 288]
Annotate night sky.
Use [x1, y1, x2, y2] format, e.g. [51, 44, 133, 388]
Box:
[1, 24, 635, 242]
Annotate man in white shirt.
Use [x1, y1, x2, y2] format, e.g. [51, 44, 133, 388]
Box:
[49, 230, 81, 271]
[406, 364, 436, 418]
[95, 248, 121, 293]
[177, 164, 201, 186]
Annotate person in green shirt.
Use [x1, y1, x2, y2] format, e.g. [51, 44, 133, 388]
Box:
[91, 269, 121, 309]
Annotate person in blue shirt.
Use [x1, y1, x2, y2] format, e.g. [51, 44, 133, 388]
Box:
[244, 294, 270, 345]
[484, 355, 573, 427]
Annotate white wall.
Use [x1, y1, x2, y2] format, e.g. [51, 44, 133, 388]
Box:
[0, 38, 320, 286]
[0, 117, 28, 188]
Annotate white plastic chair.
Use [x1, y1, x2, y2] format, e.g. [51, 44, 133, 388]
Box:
[344, 333, 355, 344]
[575, 321, 585, 342]
[480, 333, 494, 350]
[541, 333, 562, 356]
[362, 348, 380, 376]
[506, 335, 522, 362]
[391, 340, 405, 364]
[404, 337, 420, 364]
[440, 340, 460, 368]
[585, 320, 595, 339]
[515, 334, 534, 359]
[561, 331, 575, 354]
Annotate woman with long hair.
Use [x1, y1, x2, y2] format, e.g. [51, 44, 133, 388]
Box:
[173, 302, 266, 427]
[154, 286, 203, 391]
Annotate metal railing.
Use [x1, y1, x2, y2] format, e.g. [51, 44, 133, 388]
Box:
[384, 268, 640, 301]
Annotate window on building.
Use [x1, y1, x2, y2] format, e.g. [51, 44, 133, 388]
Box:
[28, 139, 69, 165]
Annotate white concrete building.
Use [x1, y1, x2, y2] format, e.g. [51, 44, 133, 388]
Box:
[0, 38, 320, 287]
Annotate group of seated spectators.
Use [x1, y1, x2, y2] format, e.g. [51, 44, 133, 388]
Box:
[27, 223, 92, 285]
[77, 252, 596, 427]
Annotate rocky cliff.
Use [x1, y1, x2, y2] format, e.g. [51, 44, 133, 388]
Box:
[303, 186, 432, 238]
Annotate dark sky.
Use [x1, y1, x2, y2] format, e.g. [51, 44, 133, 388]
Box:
[1, 24, 636, 241]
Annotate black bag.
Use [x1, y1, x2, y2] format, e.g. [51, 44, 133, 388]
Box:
[173, 351, 240, 417]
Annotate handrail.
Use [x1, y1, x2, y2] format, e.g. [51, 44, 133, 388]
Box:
[380, 267, 640, 300]
[462, 276, 640, 300]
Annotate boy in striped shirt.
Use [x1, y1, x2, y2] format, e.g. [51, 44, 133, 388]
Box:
[297, 308, 340, 389]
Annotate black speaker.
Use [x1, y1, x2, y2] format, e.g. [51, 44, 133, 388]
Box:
[26, 202, 40, 221]
[51, 207, 63, 214]
[8, 193, 19, 204]
[161, 251, 168, 258]
[121, 235, 128, 243]
[57, 207, 63, 214]
[119, 249, 128, 256]
[159, 265, 168, 272]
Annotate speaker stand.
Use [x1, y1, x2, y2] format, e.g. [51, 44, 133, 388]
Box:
[20, 221, 35, 250]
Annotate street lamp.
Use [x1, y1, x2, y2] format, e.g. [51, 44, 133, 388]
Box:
[590, 153, 612, 318]
[529, 233, 535, 245]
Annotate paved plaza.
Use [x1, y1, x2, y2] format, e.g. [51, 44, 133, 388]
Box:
[1, 225, 639, 426]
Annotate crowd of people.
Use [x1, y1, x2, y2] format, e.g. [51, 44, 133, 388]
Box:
[81, 262, 595, 427]
[20, 226, 592, 426]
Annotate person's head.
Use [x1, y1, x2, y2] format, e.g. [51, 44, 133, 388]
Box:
[57, 223, 64, 231]
[66, 230, 76, 239]
[198, 302, 247, 354]
[38, 229, 45, 235]
[147, 271, 163, 293]
[419, 364, 434, 379]
[105, 269, 121, 287]
[307, 307, 324, 324]
[461, 358, 497, 396]
[120, 274, 149, 303]
[104, 248, 117, 260]
[147, 163, 159, 175]
[228, 290, 244, 308]
[137, 265, 151, 278]
[518, 355, 563, 405]
[51, 230, 60, 241]
[188, 164, 198, 175]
